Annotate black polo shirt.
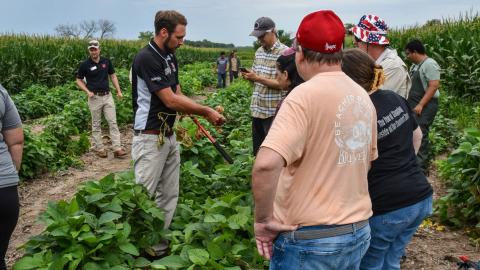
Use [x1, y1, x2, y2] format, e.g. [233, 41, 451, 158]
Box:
[76, 57, 115, 92]
[131, 40, 179, 130]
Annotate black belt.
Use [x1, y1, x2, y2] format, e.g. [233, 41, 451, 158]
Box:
[281, 220, 369, 240]
[134, 129, 174, 137]
[93, 91, 110, 96]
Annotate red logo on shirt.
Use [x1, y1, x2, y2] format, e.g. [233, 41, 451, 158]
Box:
[102, 64, 107, 69]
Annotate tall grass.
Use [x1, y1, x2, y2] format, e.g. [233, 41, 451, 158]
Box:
[0, 34, 223, 92]
[389, 12, 480, 100]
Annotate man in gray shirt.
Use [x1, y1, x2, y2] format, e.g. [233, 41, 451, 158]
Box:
[0, 84, 23, 270]
[216, 51, 228, 88]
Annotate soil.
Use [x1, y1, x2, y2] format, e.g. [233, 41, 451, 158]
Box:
[5, 127, 480, 269]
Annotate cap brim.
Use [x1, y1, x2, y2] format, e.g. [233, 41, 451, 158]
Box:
[88, 46, 99, 49]
[250, 30, 266, 37]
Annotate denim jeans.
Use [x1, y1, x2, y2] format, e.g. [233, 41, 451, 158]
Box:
[217, 73, 226, 88]
[270, 222, 371, 270]
[360, 195, 433, 270]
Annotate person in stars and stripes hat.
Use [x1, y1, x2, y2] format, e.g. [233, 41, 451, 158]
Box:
[351, 14, 411, 99]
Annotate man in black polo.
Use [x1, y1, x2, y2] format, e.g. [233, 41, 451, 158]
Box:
[131, 10, 225, 257]
[76, 40, 126, 158]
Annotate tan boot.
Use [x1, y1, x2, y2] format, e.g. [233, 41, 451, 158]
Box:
[95, 149, 107, 158]
[114, 149, 127, 158]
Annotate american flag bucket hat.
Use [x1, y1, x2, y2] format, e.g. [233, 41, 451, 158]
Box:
[350, 14, 390, 45]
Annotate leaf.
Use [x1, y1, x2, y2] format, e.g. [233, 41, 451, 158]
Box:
[98, 211, 122, 225]
[151, 255, 187, 269]
[188, 248, 210, 266]
[134, 257, 151, 268]
[232, 243, 248, 254]
[207, 241, 224, 260]
[204, 214, 226, 223]
[119, 241, 139, 256]
[13, 255, 44, 270]
[122, 222, 131, 239]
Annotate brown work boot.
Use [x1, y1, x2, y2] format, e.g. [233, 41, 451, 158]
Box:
[94, 149, 108, 158]
[114, 149, 127, 158]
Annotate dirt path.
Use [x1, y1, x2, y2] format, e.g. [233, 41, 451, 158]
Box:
[402, 164, 479, 269]
[5, 126, 479, 269]
[6, 127, 134, 267]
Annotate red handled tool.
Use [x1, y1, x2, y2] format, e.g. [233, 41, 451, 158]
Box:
[191, 117, 234, 164]
[458, 256, 480, 270]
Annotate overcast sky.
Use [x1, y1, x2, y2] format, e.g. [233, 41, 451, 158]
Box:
[1, 0, 479, 46]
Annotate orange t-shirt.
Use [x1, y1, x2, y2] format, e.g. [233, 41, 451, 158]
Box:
[261, 71, 378, 226]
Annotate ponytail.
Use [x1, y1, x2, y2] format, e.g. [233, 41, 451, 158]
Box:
[370, 65, 385, 91]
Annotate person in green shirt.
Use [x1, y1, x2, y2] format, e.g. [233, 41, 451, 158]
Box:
[405, 39, 441, 173]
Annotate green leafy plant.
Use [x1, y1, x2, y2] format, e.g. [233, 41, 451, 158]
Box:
[436, 128, 480, 239]
[14, 172, 165, 270]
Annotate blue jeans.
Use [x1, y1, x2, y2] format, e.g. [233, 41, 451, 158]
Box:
[360, 195, 433, 270]
[217, 73, 226, 88]
[270, 222, 371, 270]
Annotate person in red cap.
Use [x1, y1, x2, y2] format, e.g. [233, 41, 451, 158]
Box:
[252, 10, 377, 269]
[351, 15, 411, 99]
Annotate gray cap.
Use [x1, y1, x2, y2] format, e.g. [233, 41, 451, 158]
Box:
[250, 17, 275, 37]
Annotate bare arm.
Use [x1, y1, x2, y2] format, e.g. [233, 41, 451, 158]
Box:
[2, 127, 24, 170]
[242, 71, 282, 90]
[156, 87, 224, 126]
[75, 78, 94, 98]
[110, 73, 123, 98]
[413, 80, 440, 115]
[252, 147, 286, 222]
[252, 147, 298, 260]
[412, 126, 423, 154]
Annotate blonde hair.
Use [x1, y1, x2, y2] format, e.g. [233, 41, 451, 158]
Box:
[371, 65, 385, 91]
[341, 48, 386, 92]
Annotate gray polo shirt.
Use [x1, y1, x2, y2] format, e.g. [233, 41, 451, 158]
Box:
[0, 84, 22, 188]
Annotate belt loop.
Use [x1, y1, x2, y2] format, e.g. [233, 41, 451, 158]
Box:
[352, 222, 357, 234]
[290, 231, 296, 242]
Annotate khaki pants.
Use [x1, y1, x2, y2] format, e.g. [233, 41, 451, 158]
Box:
[87, 93, 121, 151]
[132, 133, 180, 255]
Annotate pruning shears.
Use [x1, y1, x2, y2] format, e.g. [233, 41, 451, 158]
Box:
[191, 116, 234, 164]
[458, 256, 480, 270]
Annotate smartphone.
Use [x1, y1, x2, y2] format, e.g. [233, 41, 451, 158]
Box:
[239, 67, 249, 73]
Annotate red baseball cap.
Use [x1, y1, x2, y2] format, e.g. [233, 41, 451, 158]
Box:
[296, 10, 345, 54]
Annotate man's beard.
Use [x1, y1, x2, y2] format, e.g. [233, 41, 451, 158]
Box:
[163, 35, 177, 53]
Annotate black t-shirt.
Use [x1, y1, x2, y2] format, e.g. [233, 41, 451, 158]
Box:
[131, 40, 178, 130]
[368, 90, 433, 216]
[76, 57, 115, 92]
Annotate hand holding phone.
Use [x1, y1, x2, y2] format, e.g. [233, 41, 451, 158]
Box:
[240, 67, 249, 73]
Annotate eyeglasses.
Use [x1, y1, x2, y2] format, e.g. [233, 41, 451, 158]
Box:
[88, 41, 99, 46]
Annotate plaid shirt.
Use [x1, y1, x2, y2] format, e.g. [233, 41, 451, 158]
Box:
[251, 40, 288, 118]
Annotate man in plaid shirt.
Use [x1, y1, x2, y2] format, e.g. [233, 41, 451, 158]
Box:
[242, 17, 288, 155]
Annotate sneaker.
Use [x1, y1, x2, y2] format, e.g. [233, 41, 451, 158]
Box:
[95, 149, 108, 158]
[114, 149, 127, 158]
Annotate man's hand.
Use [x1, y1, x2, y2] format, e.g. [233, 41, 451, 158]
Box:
[242, 70, 258, 82]
[117, 91, 123, 98]
[413, 104, 424, 115]
[205, 108, 225, 126]
[254, 220, 298, 260]
[87, 91, 94, 98]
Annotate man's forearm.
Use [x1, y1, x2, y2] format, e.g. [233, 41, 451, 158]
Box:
[419, 81, 439, 107]
[158, 92, 211, 117]
[75, 79, 90, 94]
[9, 143, 23, 170]
[256, 76, 282, 90]
[252, 148, 285, 222]
[110, 74, 122, 92]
